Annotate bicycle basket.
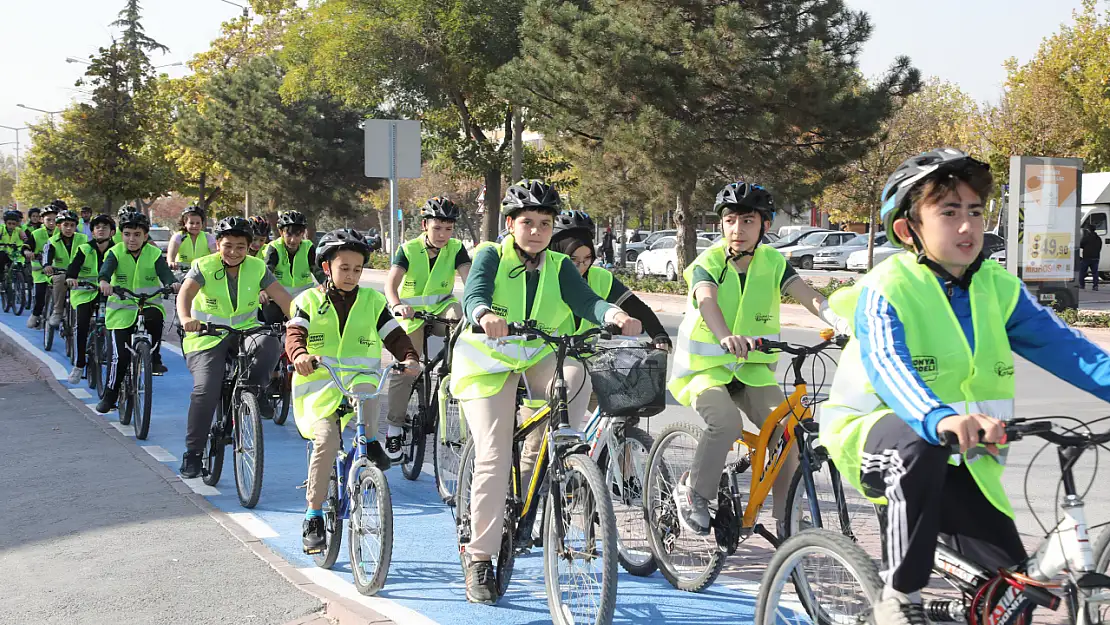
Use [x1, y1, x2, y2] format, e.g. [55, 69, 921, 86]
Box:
[585, 346, 668, 418]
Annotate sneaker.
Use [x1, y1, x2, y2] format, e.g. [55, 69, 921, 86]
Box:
[870, 597, 931, 625]
[152, 358, 168, 376]
[179, 450, 203, 479]
[95, 388, 118, 414]
[302, 516, 326, 553]
[26, 314, 40, 329]
[672, 471, 711, 536]
[464, 559, 498, 605]
[259, 397, 274, 420]
[48, 313, 62, 328]
[67, 366, 82, 385]
[367, 440, 391, 471]
[385, 434, 404, 463]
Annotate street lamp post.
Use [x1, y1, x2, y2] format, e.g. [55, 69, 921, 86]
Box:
[217, 0, 250, 18]
[65, 57, 91, 66]
[16, 104, 62, 124]
[0, 125, 27, 209]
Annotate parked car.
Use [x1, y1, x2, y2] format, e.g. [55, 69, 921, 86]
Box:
[771, 228, 834, 249]
[777, 225, 824, 239]
[982, 232, 1005, 258]
[780, 230, 858, 270]
[624, 229, 676, 263]
[148, 226, 172, 257]
[846, 241, 906, 272]
[698, 231, 721, 242]
[813, 233, 888, 270]
[635, 236, 713, 281]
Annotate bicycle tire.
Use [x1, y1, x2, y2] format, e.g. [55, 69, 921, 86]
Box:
[644, 421, 726, 592]
[64, 309, 75, 363]
[273, 368, 290, 426]
[313, 467, 343, 569]
[597, 425, 657, 577]
[1, 271, 10, 312]
[754, 529, 883, 625]
[783, 459, 884, 559]
[203, 416, 227, 486]
[1085, 529, 1110, 624]
[117, 368, 133, 426]
[349, 466, 394, 596]
[401, 379, 426, 481]
[233, 391, 265, 508]
[12, 270, 25, 316]
[434, 382, 466, 504]
[455, 437, 516, 598]
[133, 341, 153, 440]
[544, 453, 618, 625]
[43, 298, 55, 351]
[94, 330, 108, 398]
[86, 334, 100, 392]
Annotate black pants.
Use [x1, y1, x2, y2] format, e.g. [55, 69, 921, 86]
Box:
[73, 301, 96, 368]
[260, 301, 285, 325]
[860, 414, 1026, 594]
[32, 280, 48, 315]
[106, 308, 164, 392]
[1079, 258, 1100, 288]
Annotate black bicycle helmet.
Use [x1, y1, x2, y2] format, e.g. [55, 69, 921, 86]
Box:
[316, 228, 370, 265]
[3, 209, 21, 222]
[880, 148, 990, 244]
[50, 199, 68, 211]
[249, 215, 271, 238]
[117, 205, 134, 219]
[551, 209, 595, 242]
[213, 216, 254, 241]
[89, 214, 115, 231]
[501, 179, 561, 217]
[714, 182, 775, 220]
[57, 209, 79, 224]
[118, 210, 151, 231]
[276, 210, 307, 230]
[181, 205, 206, 220]
[420, 197, 461, 221]
[40, 204, 59, 217]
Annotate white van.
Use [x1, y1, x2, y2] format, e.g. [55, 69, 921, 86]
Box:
[1080, 172, 1110, 272]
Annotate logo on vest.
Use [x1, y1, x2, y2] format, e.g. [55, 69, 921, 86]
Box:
[994, 362, 1014, 377]
[912, 356, 938, 382]
[274, 269, 285, 279]
[441, 280, 450, 288]
[307, 333, 325, 349]
[358, 336, 377, 348]
[492, 303, 509, 317]
[754, 313, 772, 323]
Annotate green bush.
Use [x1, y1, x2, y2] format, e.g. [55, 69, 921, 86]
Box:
[366, 252, 391, 270]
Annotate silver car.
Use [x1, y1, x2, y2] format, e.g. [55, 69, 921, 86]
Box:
[780, 231, 858, 270]
[813, 233, 888, 270]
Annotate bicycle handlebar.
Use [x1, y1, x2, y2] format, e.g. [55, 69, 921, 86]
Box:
[754, 334, 849, 357]
[196, 322, 284, 337]
[937, 418, 1110, 451]
[394, 310, 462, 325]
[111, 285, 174, 303]
[303, 359, 406, 400]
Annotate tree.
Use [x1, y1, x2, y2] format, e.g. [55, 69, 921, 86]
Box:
[496, 0, 920, 271]
[281, 0, 527, 241]
[111, 0, 169, 93]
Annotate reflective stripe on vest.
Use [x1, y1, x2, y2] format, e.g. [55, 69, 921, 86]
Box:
[819, 254, 1021, 517]
[398, 237, 462, 334]
[667, 243, 785, 406]
[181, 255, 265, 354]
[105, 243, 165, 330]
[175, 232, 212, 266]
[270, 240, 314, 290]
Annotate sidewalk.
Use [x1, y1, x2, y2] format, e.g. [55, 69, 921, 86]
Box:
[0, 336, 331, 625]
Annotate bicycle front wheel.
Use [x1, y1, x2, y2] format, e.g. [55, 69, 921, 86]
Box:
[544, 453, 618, 625]
[117, 371, 133, 426]
[43, 302, 55, 352]
[598, 425, 657, 577]
[1, 272, 10, 312]
[86, 334, 100, 392]
[94, 331, 108, 398]
[349, 466, 393, 596]
[233, 391, 265, 508]
[784, 458, 883, 559]
[132, 342, 153, 440]
[455, 436, 516, 597]
[64, 310, 75, 363]
[12, 270, 25, 316]
[313, 466, 342, 569]
[401, 379, 426, 481]
[434, 384, 466, 504]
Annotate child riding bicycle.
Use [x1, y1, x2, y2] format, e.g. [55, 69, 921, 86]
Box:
[668, 182, 850, 541]
[820, 148, 1110, 625]
[260, 210, 318, 324]
[449, 179, 642, 604]
[64, 214, 116, 385]
[287, 228, 420, 554]
[25, 204, 59, 329]
[43, 209, 88, 330]
[176, 217, 294, 479]
[384, 197, 472, 462]
[167, 205, 216, 271]
[94, 211, 181, 413]
[0, 209, 27, 283]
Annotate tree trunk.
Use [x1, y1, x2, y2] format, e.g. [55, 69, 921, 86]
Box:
[458, 205, 480, 246]
[650, 208, 656, 233]
[198, 172, 207, 209]
[481, 168, 502, 242]
[674, 178, 697, 273]
[619, 202, 629, 269]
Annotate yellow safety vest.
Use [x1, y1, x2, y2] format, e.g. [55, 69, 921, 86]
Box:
[268, 240, 315, 298]
[70, 242, 104, 308]
[397, 237, 462, 333]
[181, 255, 266, 354]
[576, 265, 614, 333]
[29, 226, 57, 283]
[105, 243, 165, 330]
[175, 232, 212, 267]
[48, 231, 88, 269]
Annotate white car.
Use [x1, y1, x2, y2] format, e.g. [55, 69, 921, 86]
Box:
[846, 242, 906, 272]
[779, 231, 858, 270]
[624, 229, 675, 263]
[635, 236, 712, 281]
[813, 233, 888, 270]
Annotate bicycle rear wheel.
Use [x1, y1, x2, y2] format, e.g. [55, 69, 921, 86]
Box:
[598, 425, 657, 577]
[784, 458, 882, 560]
[312, 466, 343, 568]
[272, 363, 290, 426]
[64, 309, 75, 363]
[1, 272, 10, 312]
[434, 382, 466, 504]
[544, 454, 618, 625]
[349, 465, 393, 595]
[117, 370, 134, 426]
[94, 330, 108, 398]
[203, 414, 227, 486]
[12, 269, 25, 316]
[456, 437, 516, 598]
[43, 297, 55, 351]
[401, 380, 426, 481]
[132, 342, 153, 440]
[86, 334, 100, 392]
[233, 391, 265, 508]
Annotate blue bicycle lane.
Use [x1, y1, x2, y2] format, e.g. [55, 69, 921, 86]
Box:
[0, 307, 801, 625]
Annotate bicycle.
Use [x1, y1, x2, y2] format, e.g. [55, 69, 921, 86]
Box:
[43, 272, 77, 361]
[197, 322, 283, 508]
[455, 320, 619, 625]
[643, 331, 873, 592]
[72, 282, 106, 390]
[266, 349, 292, 426]
[1, 245, 29, 316]
[757, 418, 1110, 625]
[300, 360, 403, 596]
[110, 285, 174, 440]
[397, 310, 461, 483]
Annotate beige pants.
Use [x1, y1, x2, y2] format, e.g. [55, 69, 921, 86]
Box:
[305, 384, 381, 510]
[459, 354, 592, 560]
[384, 302, 462, 425]
[50, 274, 68, 318]
[688, 383, 795, 522]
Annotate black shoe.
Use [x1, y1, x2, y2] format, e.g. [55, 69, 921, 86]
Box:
[302, 516, 326, 553]
[259, 398, 274, 420]
[385, 434, 403, 463]
[464, 559, 498, 605]
[179, 450, 203, 479]
[367, 440, 391, 471]
[152, 358, 167, 376]
[95, 388, 118, 414]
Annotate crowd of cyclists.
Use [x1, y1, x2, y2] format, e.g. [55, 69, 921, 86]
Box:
[4, 145, 1110, 625]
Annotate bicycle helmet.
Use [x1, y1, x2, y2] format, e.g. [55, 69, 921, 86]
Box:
[117, 205, 134, 219]
[880, 148, 990, 244]
[249, 215, 271, 238]
[181, 205, 206, 220]
[40, 204, 58, 217]
[501, 179, 561, 217]
[57, 210, 79, 224]
[551, 210, 595, 243]
[276, 210, 307, 230]
[3, 209, 21, 222]
[89, 214, 115, 231]
[213, 216, 254, 241]
[419, 197, 461, 221]
[118, 210, 150, 231]
[714, 182, 775, 221]
[316, 228, 370, 265]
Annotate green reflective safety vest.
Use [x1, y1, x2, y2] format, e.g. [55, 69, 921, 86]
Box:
[105, 243, 165, 330]
[576, 266, 614, 333]
[174, 232, 212, 267]
[668, 243, 785, 406]
[291, 286, 386, 439]
[29, 226, 58, 284]
[0, 225, 24, 257]
[70, 242, 104, 308]
[398, 237, 462, 333]
[449, 236, 574, 401]
[48, 231, 88, 270]
[820, 253, 1020, 518]
[182, 254, 266, 354]
[269, 240, 314, 298]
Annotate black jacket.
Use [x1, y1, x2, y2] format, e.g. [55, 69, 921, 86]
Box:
[1081, 229, 1102, 260]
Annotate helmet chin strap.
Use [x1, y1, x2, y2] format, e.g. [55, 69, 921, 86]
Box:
[727, 222, 767, 261]
[423, 234, 441, 251]
[905, 225, 983, 293]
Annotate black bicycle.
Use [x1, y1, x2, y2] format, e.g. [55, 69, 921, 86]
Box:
[1, 244, 29, 316]
[397, 311, 461, 482]
[43, 273, 77, 361]
[72, 282, 107, 391]
[111, 285, 174, 440]
[198, 322, 284, 509]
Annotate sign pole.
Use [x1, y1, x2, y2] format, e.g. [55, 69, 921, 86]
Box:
[389, 122, 398, 258]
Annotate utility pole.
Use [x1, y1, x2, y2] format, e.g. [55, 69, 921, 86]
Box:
[0, 126, 26, 209]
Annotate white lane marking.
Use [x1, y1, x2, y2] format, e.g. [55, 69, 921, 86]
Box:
[297, 567, 442, 625]
[227, 512, 279, 539]
[69, 387, 93, 399]
[110, 422, 134, 436]
[181, 478, 221, 496]
[162, 342, 183, 356]
[141, 445, 177, 463]
[0, 321, 68, 379]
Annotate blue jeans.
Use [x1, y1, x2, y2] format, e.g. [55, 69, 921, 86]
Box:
[1079, 258, 1100, 288]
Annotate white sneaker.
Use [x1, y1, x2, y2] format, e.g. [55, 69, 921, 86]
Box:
[871, 596, 931, 625]
[48, 313, 62, 328]
[26, 315, 40, 329]
[67, 367, 82, 385]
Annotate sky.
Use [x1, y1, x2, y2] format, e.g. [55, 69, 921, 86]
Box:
[0, 0, 1091, 162]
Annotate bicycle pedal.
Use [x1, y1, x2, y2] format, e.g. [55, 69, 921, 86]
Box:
[303, 546, 324, 555]
[296, 480, 309, 490]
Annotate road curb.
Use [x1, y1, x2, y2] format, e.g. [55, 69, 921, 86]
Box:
[0, 330, 394, 625]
